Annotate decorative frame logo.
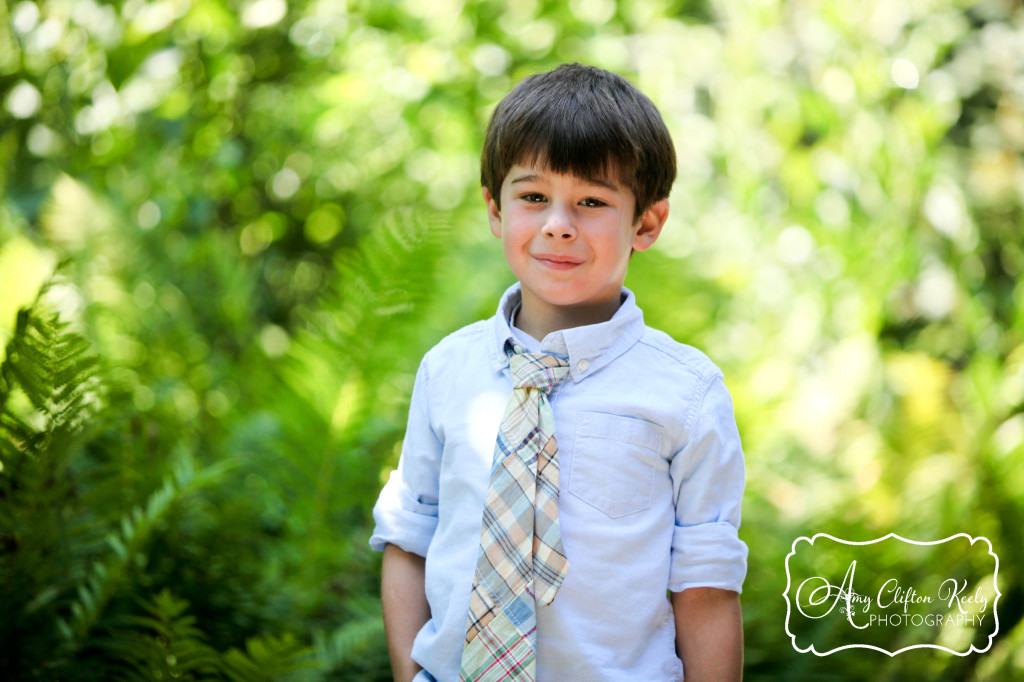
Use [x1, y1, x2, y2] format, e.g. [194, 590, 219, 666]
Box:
[784, 533, 1001, 656]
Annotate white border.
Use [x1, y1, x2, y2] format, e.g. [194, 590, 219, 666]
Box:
[783, 533, 1001, 656]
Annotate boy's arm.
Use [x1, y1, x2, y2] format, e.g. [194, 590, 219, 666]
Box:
[668, 373, 747, 678]
[382, 543, 431, 682]
[672, 587, 743, 681]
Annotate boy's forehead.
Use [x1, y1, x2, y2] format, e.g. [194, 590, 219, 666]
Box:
[506, 158, 627, 192]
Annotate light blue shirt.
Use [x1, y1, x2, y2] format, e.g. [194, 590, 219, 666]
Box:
[370, 283, 747, 682]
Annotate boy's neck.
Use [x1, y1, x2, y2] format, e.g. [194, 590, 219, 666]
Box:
[514, 289, 622, 341]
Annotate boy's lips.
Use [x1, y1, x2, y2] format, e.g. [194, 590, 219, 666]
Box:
[533, 253, 584, 270]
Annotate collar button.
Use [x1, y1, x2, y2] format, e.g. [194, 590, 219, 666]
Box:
[577, 359, 590, 373]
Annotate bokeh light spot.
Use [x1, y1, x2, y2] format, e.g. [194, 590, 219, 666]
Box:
[776, 225, 815, 266]
[891, 58, 920, 89]
[137, 200, 161, 229]
[471, 44, 510, 76]
[270, 168, 301, 200]
[11, 1, 40, 34]
[913, 265, 956, 319]
[242, 0, 287, 29]
[240, 220, 273, 255]
[923, 186, 962, 238]
[26, 124, 60, 156]
[569, 0, 615, 24]
[304, 204, 345, 243]
[6, 81, 42, 119]
[259, 324, 291, 357]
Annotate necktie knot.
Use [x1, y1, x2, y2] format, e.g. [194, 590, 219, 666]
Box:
[509, 351, 570, 393]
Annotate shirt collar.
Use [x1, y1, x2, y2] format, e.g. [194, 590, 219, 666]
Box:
[489, 282, 645, 383]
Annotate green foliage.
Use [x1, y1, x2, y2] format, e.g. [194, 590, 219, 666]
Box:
[220, 632, 313, 682]
[0, 304, 99, 433]
[0, 302, 102, 675]
[311, 600, 386, 676]
[1, 0, 1023, 680]
[59, 453, 233, 650]
[105, 589, 223, 681]
[105, 589, 313, 682]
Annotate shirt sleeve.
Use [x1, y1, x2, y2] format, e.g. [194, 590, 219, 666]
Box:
[667, 373, 748, 593]
[369, 357, 442, 558]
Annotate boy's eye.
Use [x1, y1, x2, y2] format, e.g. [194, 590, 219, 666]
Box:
[521, 193, 546, 203]
[580, 197, 606, 208]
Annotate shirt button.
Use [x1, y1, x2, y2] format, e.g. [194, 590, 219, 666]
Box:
[577, 359, 589, 373]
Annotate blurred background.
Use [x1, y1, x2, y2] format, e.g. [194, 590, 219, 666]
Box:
[1, 0, 1022, 679]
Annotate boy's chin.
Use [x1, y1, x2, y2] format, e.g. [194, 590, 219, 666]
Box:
[521, 286, 621, 311]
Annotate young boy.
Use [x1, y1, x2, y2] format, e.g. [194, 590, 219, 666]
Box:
[370, 63, 747, 681]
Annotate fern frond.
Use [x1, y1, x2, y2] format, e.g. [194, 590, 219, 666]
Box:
[315, 207, 449, 373]
[220, 632, 315, 682]
[266, 209, 450, 504]
[1, 307, 101, 431]
[103, 589, 221, 682]
[0, 292, 109, 677]
[0, 302, 102, 519]
[57, 452, 234, 651]
[249, 208, 452, 540]
[105, 590, 317, 682]
[312, 599, 384, 675]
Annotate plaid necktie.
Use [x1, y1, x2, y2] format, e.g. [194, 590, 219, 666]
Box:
[459, 345, 571, 681]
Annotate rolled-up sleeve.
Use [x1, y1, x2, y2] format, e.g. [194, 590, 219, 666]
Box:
[668, 373, 748, 593]
[369, 358, 441, 558]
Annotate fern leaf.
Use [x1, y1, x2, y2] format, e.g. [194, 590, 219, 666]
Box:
[312, 601, 384, 674]
[57, 452, 233, 651]
[103, 589, 221, 682]
[0, 306, 101, 433]
[221, 632, 314, 682]
[317, 207, 449, 373]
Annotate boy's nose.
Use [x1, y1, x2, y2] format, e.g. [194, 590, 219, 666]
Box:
[541, 209, 577, 240]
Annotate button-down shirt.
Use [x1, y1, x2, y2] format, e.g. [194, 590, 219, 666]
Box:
[370, 284, 747, 681]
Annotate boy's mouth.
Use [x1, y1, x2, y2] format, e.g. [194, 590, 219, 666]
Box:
[533, 253, 584, 270]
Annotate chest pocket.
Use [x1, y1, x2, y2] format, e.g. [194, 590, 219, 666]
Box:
[568, 412, 665, 518]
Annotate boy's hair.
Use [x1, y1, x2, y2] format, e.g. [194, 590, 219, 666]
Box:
[481, 63, 676, 221]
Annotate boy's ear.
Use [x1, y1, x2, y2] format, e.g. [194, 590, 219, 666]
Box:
[482, 187, 502, 239]
[632, 198, 669, 252]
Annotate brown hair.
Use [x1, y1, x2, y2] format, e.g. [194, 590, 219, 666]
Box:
[481, 63, 676, 220]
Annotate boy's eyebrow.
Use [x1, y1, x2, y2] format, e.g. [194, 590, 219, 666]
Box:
[509, 172, 544, 185]
[509, 171, 621, 192]
[581, 176, 621, 192]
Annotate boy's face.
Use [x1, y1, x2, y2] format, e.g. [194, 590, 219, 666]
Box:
[484, 161, 668, 331]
